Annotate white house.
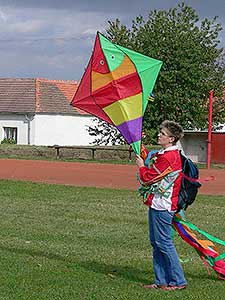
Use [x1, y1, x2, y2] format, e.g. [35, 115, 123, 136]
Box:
[0, 78, 95, 146]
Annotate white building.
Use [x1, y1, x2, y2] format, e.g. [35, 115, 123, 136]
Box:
[0, 78, 95, 146]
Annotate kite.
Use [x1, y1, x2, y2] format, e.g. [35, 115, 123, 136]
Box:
[71, 31, 162, 155]
[173, 213, 225, 280]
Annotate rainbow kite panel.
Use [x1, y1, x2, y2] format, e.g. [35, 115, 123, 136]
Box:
[71, 32, 163, 154]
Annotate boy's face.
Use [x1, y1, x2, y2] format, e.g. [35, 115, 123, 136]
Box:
[157, 128, 175, 148]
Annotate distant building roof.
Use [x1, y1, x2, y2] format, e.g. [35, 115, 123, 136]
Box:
[0, 78, 86, 115]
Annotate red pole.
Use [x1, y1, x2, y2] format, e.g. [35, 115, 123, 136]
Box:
[207, 90, 213, 169]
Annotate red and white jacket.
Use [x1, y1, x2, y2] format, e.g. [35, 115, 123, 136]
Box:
[139, 145, 182, 212]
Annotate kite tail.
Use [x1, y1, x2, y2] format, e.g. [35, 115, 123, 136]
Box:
[173, 213, 225, 280]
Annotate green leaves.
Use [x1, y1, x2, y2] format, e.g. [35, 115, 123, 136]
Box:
[106, 2, 225, 139]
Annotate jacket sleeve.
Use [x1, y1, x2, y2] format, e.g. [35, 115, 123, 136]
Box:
[139, 154, 171, 183]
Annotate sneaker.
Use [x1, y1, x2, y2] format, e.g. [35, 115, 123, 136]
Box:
[142, 284, 166, 289]
[161, 285, 186, 291]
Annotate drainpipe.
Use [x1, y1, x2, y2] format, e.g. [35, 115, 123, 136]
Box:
[25, 114, 34, 145]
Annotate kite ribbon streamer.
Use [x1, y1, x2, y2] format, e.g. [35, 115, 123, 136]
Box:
[173, 213, 225, 280]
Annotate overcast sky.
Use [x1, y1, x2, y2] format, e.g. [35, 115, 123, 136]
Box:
[0, 0, 224, 81]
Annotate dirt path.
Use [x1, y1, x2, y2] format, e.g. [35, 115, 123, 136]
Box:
[0, 159, 224, 195]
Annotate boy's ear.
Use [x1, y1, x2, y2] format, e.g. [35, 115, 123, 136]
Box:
[170, 136, 175, 144]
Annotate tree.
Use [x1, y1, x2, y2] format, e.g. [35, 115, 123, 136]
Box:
[88, 2, 225, 145]
[87, 118, 125, 145]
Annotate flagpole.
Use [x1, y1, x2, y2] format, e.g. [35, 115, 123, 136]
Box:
[207, 90, 213, 170]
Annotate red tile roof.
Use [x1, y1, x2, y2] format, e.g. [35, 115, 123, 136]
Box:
[35, 78, 86, 114]
[0, 78, 36, 113]
[0, 78, 86, 115]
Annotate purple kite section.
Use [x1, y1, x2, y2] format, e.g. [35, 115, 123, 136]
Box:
[117, 116, 142, 144]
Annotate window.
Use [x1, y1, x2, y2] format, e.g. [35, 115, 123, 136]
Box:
[3, 127, 17, 143]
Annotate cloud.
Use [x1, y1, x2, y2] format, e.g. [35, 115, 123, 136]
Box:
[0, 0, 223, 81]
[0, 9, 7, 21]
[5, 20, 44, 34]
[0, 0, 154, 13]
[36, 53, 86, 68]
[0, 7, 45, 37]
[0, 5, 110, 41]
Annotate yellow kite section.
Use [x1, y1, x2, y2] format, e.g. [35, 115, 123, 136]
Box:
[92, 56, 136, 92]
[103, 93, 142, 126]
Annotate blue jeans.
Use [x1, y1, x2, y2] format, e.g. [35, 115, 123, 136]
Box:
[148, 208, 187, 286]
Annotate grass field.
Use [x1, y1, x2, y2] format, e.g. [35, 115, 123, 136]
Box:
[0, 180, 224, 300]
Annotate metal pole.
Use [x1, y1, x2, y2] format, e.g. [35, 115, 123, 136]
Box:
[207, 90, 213, 169]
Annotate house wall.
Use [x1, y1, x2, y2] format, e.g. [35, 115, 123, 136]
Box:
[0, 114, 32, 144]
[33, 114, 95, 146]
[180, 132, 207, 163]
[0, 113, 95, 146]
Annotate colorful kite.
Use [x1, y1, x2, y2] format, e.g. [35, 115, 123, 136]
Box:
[173, 213, 225, 280]
[71, 31, 162, 155]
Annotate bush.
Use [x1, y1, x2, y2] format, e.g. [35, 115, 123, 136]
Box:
[1, 138, 17, 144]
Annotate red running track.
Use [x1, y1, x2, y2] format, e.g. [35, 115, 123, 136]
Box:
[0, 159, 224, 195]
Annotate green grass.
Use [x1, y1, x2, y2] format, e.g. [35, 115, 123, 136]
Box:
[0, 180, 224, 299]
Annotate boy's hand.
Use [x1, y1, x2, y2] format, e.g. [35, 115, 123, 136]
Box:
[136, 155, 145, 168]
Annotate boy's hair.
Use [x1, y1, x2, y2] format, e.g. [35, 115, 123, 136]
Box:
[160, 120, 184, 144]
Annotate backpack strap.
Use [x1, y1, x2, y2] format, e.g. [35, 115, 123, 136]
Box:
[181, 173, 201, 183]
[181, 172, 215, 184]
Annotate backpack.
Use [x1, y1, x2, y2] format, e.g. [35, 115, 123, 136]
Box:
[177, 152, 201, 212]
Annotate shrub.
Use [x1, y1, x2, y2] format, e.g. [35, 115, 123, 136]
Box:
[1, 138, 17, 144]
